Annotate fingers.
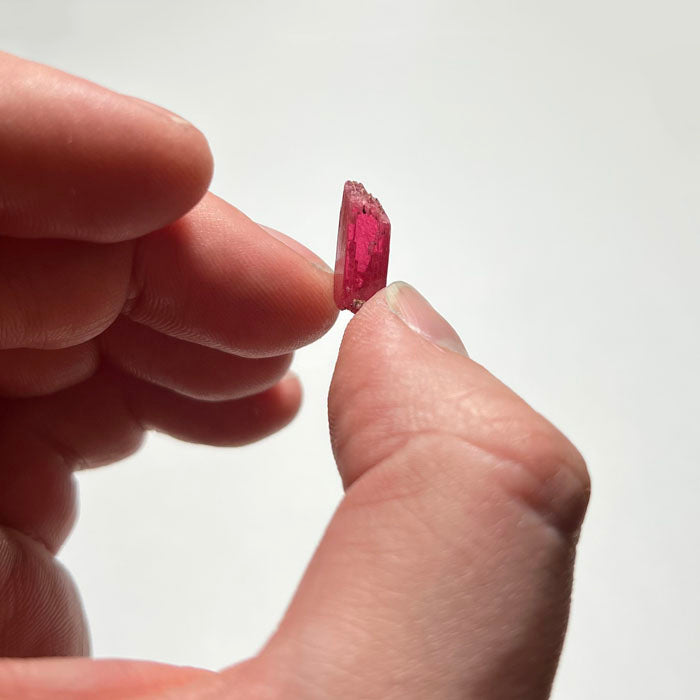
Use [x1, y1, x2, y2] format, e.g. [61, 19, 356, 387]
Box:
[0, 194, 337, 356]
[0, 373, 144, 553]
[130, 370, 301, 447]
[0, 56, 335, 355]
[127, 193, 338, 357]
[258, 283, 590, 700]
[0, 51, 212, 242]
[99, 316, 293, 401]
[0, 54, 333, 358]
[0, 360, 300, 659]
[0, 343, 98, 397]
[0, 310, 297, 404]
[0, 527, 88, 657]
[0, 238, 133, 349]
[0, 369, 301, 552]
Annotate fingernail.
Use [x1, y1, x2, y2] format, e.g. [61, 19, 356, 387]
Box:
[130, 96, 194, 126]
[384, 282, 468, 356]
[258, 224, 333, 273]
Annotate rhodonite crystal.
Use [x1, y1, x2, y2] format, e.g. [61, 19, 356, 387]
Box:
[334, 180, 391, 312]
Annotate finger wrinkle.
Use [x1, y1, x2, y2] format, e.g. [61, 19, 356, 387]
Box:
[345, 427, 589, 541]
[120, 233, 154, 322]
[24, 424, 87, 472]
[0, 525, 88, 656]
[119, 192, 338, 357]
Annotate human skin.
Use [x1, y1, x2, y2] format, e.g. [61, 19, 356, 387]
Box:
[0, 51, 590, 699]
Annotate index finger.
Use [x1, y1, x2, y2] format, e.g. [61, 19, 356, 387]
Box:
[0, 51, 212, 242]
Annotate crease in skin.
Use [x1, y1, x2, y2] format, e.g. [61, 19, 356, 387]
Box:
[0, 238, 135, 351]
[330, 298, 589, 540]
[0, 344, 101, 398]
[27, 421, 87, 473]
[1, 523, 54, 568]
[0, 532, 19, 625]
[340, 425, 588, 540]
[0, 425, 77, 553]
[119, 194, 338, 358]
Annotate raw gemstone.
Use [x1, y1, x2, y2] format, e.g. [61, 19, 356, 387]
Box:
[334, 180, 391, 312]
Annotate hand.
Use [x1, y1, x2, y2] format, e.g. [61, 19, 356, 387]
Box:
[0, 52, 590, 699]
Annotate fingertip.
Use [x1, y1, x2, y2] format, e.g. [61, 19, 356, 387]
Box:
[278, 371, 303, 415]
[166, 122, 214, 223]
[282, 269, 340, 356]
[149, 110, 214, 223]
[101, 93, 215, 241]
[239, 372, 303, 438]
[0, 343, 99, 398]
[100, 317, 296, 402]
[0, 52, 214, 242]
[125, 369, 304, 447]
[128, 193, 339, 357]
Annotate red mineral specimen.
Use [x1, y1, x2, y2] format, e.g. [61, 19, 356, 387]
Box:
[334, 181, 391, 312]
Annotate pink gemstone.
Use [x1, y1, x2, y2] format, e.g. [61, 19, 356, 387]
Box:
[334, 181, 391, 313]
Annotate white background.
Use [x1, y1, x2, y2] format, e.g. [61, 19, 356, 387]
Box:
[2, 1, 699, 698]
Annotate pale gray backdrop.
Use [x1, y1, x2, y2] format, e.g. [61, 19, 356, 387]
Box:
[1, 1, 698, 698]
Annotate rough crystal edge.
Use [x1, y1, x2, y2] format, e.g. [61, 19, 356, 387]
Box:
[343, 181, 390, 224]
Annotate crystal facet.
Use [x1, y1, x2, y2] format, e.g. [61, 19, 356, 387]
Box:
[334, 181, 391, 313]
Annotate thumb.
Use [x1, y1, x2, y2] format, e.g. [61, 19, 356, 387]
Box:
[258, 282, 590, 700]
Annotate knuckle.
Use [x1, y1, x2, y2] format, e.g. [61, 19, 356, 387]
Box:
[492, 417, 591, 536]
[331, 339, 591, 537]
